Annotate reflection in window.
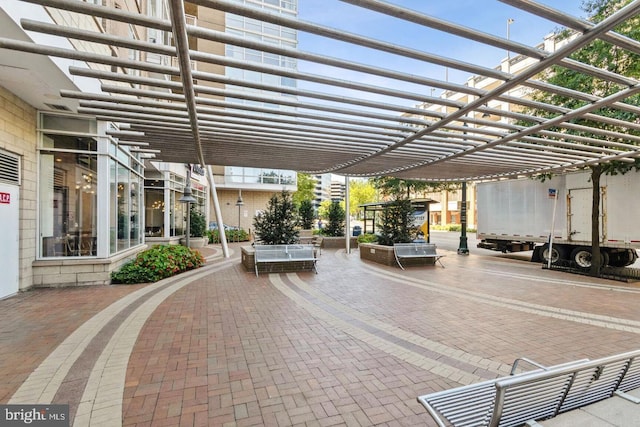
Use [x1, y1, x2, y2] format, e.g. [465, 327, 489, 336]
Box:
[144, 188, 164, 237]
[39, 149, 98, 257]
[38, 113, 144, 258]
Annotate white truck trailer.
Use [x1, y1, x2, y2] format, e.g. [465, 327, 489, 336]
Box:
[476, 170, 640, 268]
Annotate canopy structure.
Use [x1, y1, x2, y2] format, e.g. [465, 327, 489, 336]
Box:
[2, 0, 640, 181]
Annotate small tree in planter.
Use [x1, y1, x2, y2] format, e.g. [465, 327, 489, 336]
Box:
[298, 199, 315, 230]
[253, 191, 299, 244]
[377, 198, 415, 246]
[324, 201, 345, 237]
[189, 209, 207, 238]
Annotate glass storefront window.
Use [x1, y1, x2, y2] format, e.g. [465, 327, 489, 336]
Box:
[39, 113, 143, 258]
[144, 188, 164, 237]
[144, 172, 207, 239]
[39, 149, 98, 257]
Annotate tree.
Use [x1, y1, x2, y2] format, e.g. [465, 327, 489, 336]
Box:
[252, 191, 299, 244]
[317, 199, 334, 221]
[523, 0, 640, 275]
[349, 179, 376, 219]
[298, 199, 315, 229]
[189, 209, 206, 238]
[292, 172, 316, 207]
[371, 176, 460, 199]
[376, 197, 415, 246]
[324, 201, 345, 237]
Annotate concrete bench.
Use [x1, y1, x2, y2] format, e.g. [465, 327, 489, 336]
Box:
[254, 244, 317, 276]
[394, 243, 445, 269]
[417, 349, 640, 427]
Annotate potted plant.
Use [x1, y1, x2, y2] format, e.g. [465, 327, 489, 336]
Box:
[186, 208, 207, 248]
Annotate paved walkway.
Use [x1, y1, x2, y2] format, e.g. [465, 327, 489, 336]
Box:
[1, 242, 640, 426]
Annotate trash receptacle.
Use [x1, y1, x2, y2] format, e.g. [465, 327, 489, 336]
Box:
[352, 225, 362, 236]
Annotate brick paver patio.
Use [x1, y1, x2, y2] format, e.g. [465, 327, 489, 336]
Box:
[1, 242, 639, 426]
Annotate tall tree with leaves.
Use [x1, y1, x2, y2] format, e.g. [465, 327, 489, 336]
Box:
[371, 176, 460, 199]
[349, 179, 376, 219]
[292, 173, 316, 207]
[252, 191, 299, 245]
[523, 0, 640, 275]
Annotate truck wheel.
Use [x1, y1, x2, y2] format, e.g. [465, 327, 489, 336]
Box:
[541, 244, 566, 265]
[608, 250, 636, 267]
[570, 247, 609, 268]
[618, 249, 638, 267]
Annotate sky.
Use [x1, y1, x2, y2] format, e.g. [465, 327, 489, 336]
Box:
[293, 0, 586, 104]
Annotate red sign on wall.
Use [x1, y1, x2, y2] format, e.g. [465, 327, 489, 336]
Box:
[0, 192, 10, 204]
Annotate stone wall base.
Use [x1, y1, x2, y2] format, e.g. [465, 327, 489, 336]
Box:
[32, 246, 144, 287]
[241, 246, 317, 275]
[359, 243, 436, 268]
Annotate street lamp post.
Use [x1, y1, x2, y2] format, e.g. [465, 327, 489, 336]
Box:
[236, 190, 244, 243]
[179, 166, 197, 248]
[457, 181, 469, 255]
[458, 124, 470, 255]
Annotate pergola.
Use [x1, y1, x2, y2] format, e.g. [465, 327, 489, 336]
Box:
[2, 0, 640, 182]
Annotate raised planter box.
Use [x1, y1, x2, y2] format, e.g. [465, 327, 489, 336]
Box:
[359, 243, 436, 268]
[321, 236, 358, 249]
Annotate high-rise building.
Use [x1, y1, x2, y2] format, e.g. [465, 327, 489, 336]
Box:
[0, 0, 300, 294]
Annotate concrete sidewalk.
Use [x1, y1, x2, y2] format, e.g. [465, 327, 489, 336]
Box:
[1, 243, 639, 426]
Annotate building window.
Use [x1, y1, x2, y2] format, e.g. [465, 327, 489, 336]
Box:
[38, 113, 143, 258]
[40, 146, 98, 257]
[143, 171, 200, 239]
[144, 181, 164, 237]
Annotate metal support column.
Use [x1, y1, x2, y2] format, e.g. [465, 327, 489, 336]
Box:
[207, 166, 229, 258]
[457, 181, 470, 255]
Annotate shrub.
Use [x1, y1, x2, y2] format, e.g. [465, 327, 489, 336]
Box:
[357, 233, 378, 244]
[208, 228, 249, 243]
[298, 199, 315, 229]
[377, 198, 415, 246]
[430, 224, 477, 233]
[189, 209, 207, 237]
[253, 191, 299, 244]
[324, 201, 345, 237]
[111, 244, 204, 284]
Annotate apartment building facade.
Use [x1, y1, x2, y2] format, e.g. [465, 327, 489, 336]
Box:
[0, 0, 298, 298]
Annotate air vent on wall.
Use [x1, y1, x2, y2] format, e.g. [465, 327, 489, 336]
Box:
[44, 103, 71, 111]
[0, 150, 20, 186]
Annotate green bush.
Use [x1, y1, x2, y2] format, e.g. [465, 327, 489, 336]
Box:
[298, 199, 315, 229]
[190, 209, 207, 237]
[430, 224, 476, 233]
[324, 201, 345, 237]
[357, 233, 378, 244]
[253, 191, 299, 244]
[111, 244, 204, 284]
[377, 198, 415, 246]
[208, 228, 249, 243]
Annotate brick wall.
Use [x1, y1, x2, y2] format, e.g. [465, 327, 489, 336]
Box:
[359, 243, 436, 268]
[241, 246, 317, 275]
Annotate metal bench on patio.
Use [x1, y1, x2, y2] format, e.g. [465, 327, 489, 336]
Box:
[394, 242, 445, 269]
[253, 244, 317, 276]
[417, 349, 640, 427]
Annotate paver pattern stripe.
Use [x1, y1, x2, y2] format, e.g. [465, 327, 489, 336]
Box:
[365, 264, 640, 334]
